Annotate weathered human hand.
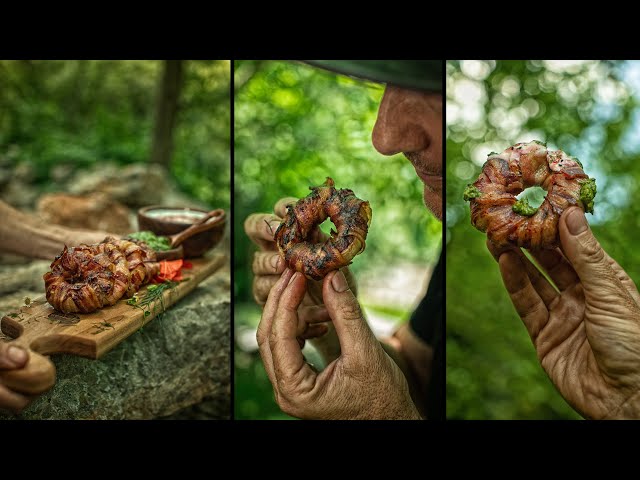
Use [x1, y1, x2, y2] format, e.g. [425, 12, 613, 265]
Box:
[0, 343, 32, 414]
[0, 199, 117, 259]
[489, 207, 640, 419]
[244, 197, 356, 357]
[257, 267, 421, 420]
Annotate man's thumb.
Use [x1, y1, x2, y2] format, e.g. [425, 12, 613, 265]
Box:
[0, 343, 28, 370]
[559, 207, 616, 295]
[323, 270, 376, 356]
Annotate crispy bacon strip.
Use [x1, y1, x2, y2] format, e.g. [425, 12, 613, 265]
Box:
[44, 243, 130, 313]
[275, 177, 372, 280]
[104, 237, 159, 297]
[465, 141, 596, 249]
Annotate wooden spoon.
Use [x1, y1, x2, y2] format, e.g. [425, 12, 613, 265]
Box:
[166, 209, 226, 249]
[155, 245, 184, 261]
[134, 209, 226, 260]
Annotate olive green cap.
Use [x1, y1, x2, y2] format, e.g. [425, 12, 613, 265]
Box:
[304, 60, 442, 92]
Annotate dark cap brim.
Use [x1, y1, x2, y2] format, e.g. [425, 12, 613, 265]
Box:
[304, 60, 442, 92]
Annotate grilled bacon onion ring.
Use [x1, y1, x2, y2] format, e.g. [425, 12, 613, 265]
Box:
[275, 177, 372, 280]
[44, 238, 159, 313]
[44, 242, 131, 313]
[464, 141, 597, 249]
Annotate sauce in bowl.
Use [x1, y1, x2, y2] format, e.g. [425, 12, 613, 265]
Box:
[137, 206, 226, 258]
[145, 209, 207, 225]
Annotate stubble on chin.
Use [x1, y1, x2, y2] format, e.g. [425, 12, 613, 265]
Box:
[423, 187, 443, 221]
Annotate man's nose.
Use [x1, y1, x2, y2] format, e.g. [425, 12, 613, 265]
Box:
[372, 86, 430, 156]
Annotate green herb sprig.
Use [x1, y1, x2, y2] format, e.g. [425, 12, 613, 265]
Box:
[126, 281, 179, 320]
[126, 231, 172, 251]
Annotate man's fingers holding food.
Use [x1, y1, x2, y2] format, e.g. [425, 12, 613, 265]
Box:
[270, 272, 317, 393]
[252, 251, 284, 276]
[274, 197, 299, 218]
[244, 213, 282, 250]
[257, 269, 296, 391]
[322, 270, 377, 358]
[252, 275, 280, 305]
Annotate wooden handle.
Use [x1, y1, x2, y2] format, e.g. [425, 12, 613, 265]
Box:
[169, 209, 226, 248]
[155, 244, 184, 260]
[0, 348, 56, 395]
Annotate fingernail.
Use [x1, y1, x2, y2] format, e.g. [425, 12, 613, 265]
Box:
[269, 220, 281, 235]
[288, 272, 300, 285]
[8, 346, 27, 364]
[270, 255, 280, 270]
[331, 270, 350, 293]
[566, 208, 588, 236]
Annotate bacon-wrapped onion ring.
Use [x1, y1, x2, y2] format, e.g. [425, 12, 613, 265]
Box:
[464, 141, 597, 249]
[44, 243, 130, 313]
[44, 238, 160, 313]
[275, 177, 372, 280]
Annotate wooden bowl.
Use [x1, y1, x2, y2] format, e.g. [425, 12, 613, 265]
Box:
[137, 206, 226, 258]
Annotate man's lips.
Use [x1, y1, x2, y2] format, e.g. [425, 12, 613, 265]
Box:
[405, 152, 441, 190]
[415, 169, 442, 191]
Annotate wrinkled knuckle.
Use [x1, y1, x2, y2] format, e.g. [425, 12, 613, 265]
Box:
[277, 397, 299, 417]
[253, 276, 269, 300]
[580, 236, 605, 264]
[256, 328, 266, 347]
[268, 329, 282, 347]
[340, 302, 364, 322]
[342, 359, 370, 384]
[276, 385, 307, 418]
[277, 376, 296, 398]
[251, 252, 260, 272]
[243, 214, 258, 234]
[252, 288, 266, 306]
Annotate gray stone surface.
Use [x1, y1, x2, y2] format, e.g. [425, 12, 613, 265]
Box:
[0, 258, 230, 420]
[0, 260, 50, 298]
[0, 159, 38, 209]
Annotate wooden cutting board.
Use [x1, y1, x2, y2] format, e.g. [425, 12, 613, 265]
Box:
[0, 254, 226, 395]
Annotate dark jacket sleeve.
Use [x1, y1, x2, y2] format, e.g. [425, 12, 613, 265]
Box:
[409, 251, 444, 420]
[410, 251, 443, 345]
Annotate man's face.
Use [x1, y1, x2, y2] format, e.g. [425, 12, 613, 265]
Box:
[372, 86, 443, 221]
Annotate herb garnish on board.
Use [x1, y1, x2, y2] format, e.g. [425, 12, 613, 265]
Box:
[126, 231, 172, 251]
[126, 281, 179, 318]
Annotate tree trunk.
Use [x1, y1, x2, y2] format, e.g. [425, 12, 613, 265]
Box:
[150, 60, 184, 168]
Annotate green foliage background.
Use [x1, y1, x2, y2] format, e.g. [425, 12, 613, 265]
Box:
[234, 60, 442, 419]
[0, 60, 230, 209]
[447, 60, 640, 419]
